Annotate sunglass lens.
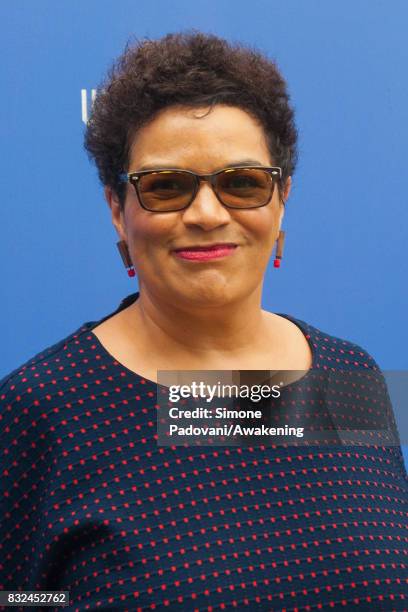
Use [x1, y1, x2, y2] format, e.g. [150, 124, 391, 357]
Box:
[216, 168, 272, 208]
[138, 171, 195, 211]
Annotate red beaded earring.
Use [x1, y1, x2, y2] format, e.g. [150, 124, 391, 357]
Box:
[273, 230, 286, 268]
[116, 240, 136, 277]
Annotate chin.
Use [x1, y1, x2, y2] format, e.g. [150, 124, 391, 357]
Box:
[173, 280, 238, 308]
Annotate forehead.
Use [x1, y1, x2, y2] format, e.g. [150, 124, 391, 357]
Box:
[128, 104, 272, 170]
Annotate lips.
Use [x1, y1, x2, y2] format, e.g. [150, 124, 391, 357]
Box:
[173, 243, 238, 261]
[174, 243, 237, 252]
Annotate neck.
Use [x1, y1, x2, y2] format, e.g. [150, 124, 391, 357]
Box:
[126, 285, 270, 359]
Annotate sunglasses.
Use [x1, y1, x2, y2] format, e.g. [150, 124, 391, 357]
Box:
[118, 165, 282, 212]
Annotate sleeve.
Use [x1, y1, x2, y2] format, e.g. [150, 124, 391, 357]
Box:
[0, 370, 54, 591]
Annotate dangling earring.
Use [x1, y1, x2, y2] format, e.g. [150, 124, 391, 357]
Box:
[273, 230, 286, 268]
[116, 240, 136, 277]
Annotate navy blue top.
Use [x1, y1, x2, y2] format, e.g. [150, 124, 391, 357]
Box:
[1, 292, 407, 611]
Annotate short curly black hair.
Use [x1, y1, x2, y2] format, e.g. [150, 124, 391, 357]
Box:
[84, 29, 298, 210]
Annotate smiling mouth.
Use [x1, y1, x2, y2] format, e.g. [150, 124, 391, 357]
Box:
[173, 243, 238, 261]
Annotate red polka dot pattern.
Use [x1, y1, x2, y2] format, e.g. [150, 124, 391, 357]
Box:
[1, 292, 407, 611]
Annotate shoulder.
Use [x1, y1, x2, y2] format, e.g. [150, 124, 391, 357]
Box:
[0, 293, 138, 408]
[282, 313, 407, 464]
[278, 312, 381, 371]
[0, 321, 94, 412]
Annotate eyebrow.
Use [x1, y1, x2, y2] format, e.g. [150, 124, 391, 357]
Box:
[136, 159, 266, 172]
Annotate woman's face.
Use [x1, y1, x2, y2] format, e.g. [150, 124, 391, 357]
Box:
[106, 104, 291, 307]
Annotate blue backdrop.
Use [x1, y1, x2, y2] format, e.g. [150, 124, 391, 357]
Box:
[1, 0, 407, 462]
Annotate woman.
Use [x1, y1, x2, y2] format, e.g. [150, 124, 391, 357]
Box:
[1, 31, 407, 610]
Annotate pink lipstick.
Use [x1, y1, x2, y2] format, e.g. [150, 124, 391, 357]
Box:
[173, 244, 238, 261]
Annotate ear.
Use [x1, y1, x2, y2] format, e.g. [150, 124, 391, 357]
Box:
[104, 186, 127, 242]
[282, 175, 292, 204]
[278, 175, 292, 229]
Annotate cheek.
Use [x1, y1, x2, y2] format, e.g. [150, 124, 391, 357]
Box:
[126, 212, 177, 254]
[234, 209, 279, 247]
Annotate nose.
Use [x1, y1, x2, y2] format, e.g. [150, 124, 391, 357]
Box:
[180, 180, 232, 230]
